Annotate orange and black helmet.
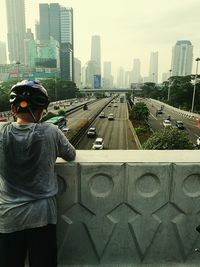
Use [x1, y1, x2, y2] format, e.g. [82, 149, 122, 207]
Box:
[9, 80, 49, 109]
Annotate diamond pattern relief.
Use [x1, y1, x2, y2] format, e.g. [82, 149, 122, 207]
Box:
[172, 211, 200, 259]
[143, 202, 185, 262]
[129, 213, 161, 259]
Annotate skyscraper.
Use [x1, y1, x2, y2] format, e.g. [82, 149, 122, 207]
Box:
[60, 7, 74, 81]
[171, 40, 193, 76]
[103, 61, 113, 88]
[91, 35, 101, 75]
[6, 0, 26, 63]
[131, 58, 141, 83]
[39, 4, 74, 81]
[117, 67, 125, 88]
[149, 51, 158, 83]
[0, 42, 7, 64]
[39, 3, 60, 43]
[74, 57, 81, 88]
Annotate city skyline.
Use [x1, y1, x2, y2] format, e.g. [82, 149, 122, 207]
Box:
[1, 0, 200, 82]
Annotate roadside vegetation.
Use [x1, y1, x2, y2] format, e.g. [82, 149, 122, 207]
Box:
[143, 127, 194, 150]
[128, 102, 152, 145]
[128, 98, 195, 150]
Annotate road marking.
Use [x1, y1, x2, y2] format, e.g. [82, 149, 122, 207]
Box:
[150, 113, 158, 120]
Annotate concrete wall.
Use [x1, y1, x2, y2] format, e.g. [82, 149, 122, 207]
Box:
[56, 150, 200, 266]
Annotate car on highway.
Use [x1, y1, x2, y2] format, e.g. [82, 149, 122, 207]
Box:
[175, 121, 184, 130]
[87, 127, 97, 137]
[53, 105, 60, 110]
[99, 112, 106, 118]
[113, 103, 118, 107]
[156, 109, 163, 115]
[163, 119, 172, 128]
[61, 126, 70, 133]
[196, 137, 200, 149]
[108, 113, 114, 120]
[92, 137, 104, 150]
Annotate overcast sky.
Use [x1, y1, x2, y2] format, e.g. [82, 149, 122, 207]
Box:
[1, 0, 200, 81]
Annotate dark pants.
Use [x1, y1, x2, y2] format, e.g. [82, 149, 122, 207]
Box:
[0, 224, 57, 267]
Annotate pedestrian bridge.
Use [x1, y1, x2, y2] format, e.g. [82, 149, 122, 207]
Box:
[56, 150, 200, 267]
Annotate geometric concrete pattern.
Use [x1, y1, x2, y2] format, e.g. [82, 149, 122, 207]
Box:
[55, 151, 200, 266]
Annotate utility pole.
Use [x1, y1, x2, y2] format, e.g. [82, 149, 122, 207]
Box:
[191, 58, 200, 113]
[16, 61, 20, 81]
[167, 69, 172, 101]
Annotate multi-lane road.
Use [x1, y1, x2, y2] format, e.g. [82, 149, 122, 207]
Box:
[76, 101, 138, 150]
[143, 98, 200, 145]
[62, 97, 137, 150]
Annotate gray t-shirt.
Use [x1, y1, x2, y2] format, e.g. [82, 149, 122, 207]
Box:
[0, 121, 76, 233]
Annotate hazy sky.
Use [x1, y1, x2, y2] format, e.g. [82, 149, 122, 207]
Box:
[1, 0, 200, 81]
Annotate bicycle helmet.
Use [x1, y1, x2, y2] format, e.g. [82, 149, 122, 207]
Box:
[10, 80, 49, 109]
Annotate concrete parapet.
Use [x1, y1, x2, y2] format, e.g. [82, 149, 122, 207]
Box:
[56, 150, 200, 266]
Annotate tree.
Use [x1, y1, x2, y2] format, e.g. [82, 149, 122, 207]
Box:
[129, 102, 150, 121]
[0, 81, 16, 111]
[143, 127, 194, 150]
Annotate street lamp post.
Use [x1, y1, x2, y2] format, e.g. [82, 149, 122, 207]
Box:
[191, 57, 200, 113]
[152, 72, 155, 83]
[54, 72, 57, 101]
[16, 61, 20, 81]
[167, 69, 172, 101]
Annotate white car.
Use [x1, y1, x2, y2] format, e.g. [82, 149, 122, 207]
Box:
[87, 127, 96, 137]
[108, 113, 114, 120]
[163, 119, 172, 127]
[197, 137, 200, 147]
[92, 138, 104, 150]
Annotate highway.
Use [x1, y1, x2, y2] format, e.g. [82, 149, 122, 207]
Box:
[142, 98, 200, 145]
[69, 100, 138, 150]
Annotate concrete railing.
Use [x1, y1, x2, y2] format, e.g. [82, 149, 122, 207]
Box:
[56, 150, 200, 266]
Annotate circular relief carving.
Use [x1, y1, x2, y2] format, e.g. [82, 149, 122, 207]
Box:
[183, 174, 200, 197]
[136, 173, 160, 198]
[89, 174, 114, 198]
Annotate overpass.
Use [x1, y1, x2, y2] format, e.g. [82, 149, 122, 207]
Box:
[79, 87, 143, 93]
[55, 150, 200, 267]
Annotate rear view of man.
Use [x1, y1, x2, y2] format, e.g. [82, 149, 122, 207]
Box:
[0, 80, 76, 267]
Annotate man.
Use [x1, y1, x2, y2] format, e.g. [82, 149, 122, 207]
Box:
[0, 80, 76, 267]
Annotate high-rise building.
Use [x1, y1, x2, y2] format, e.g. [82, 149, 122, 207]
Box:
[103, 61, 113, 88]
[6, 0, 26, 63]
[39, 3, 60, 42]
[35, 21, 40, 40]
[84, 60, 96, 88]
[39, 3, 74, 81]
[131, 58, 141, 83]
[91, 35, 101, 75]
[0, 42, 7, 64]
[149, 51, 158, 83]
[171, 40, 193, 76]
[25, 29, 34, 40]
[117, 66, 125, 88]
[60, 7, 74, 81]
[124, 71, 131, 88]
[74, 57, 81, 88]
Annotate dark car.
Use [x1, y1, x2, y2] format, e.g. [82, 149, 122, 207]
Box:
[83, 104, 88, 110]
[156, 109, 163, 115]
[175, 121, 184, 130]
[99, 112, 106, 118]
[87, 127, 97, 137]
[53, 105, 60, 110]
